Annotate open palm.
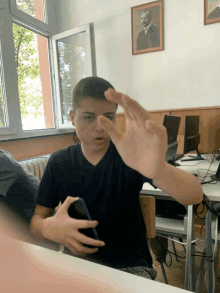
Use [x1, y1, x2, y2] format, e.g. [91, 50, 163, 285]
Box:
[97, 89, 168, 180]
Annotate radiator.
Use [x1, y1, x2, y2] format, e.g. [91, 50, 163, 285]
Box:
[19, 155, 50, 180]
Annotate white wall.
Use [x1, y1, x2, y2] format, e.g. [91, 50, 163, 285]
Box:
[54, 0, 220, 113]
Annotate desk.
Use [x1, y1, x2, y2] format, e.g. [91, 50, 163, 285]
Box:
[140, 154, 220, 292]
[1, 237, 189, 293]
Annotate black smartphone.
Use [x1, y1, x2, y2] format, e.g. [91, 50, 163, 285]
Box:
[68, 198, 99, 248]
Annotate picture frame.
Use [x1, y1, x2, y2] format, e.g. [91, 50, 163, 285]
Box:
[204, 0, 220, 25]
[131, 0, 164, 55]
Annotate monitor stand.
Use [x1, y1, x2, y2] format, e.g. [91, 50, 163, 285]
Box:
[167, 159, 180, 167]
[181, 149, 204, 162]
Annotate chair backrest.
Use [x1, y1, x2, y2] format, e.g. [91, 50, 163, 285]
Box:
[139, 195, 156, 238]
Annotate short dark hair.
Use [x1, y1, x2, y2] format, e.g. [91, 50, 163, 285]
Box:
[72, 76, 118, 114]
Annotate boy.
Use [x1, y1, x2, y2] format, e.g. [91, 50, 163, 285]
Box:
[30, 77, 203, 280]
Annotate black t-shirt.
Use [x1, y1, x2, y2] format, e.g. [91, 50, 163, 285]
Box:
[36, 140, 156, 268]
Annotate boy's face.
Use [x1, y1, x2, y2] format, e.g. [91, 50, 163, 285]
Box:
[70, 97, 117, 150]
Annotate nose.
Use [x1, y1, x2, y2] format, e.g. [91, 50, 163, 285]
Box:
[94, 118, 105, 133]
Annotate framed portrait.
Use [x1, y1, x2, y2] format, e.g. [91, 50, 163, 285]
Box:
[204, 0, 220, 25]
[131, 0, 164, 55]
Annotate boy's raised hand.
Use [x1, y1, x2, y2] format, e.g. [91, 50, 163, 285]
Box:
[42, 196, 105, 256]
[98, 89, 168, 180]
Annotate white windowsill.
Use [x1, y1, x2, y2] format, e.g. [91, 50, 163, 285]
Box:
[0, 128, 76, 142]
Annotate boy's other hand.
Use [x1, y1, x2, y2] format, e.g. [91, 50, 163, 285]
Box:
[42, 196, 105, 256]
[97, 89, 168, 180]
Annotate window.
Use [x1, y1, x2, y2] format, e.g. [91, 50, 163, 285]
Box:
[12, 23, 54, 131]
[0, 1, 97, 141]
[16, 0, 48, 24]
[52, 24, 96, 128]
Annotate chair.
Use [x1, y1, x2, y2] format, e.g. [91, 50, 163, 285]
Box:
[139, 195, 169, 284]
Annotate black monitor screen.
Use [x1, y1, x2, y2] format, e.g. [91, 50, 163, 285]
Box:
[184, 116, 200, 154]
[163, 115, 181, 162]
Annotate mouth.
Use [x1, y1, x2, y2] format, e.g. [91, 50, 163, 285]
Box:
[95, 137, 104, 140]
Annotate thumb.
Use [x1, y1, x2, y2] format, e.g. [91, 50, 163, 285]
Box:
[59, 196, 79, 213]
[97, 116, 123, 143]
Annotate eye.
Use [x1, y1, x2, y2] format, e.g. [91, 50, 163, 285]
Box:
[84, 116, 95, 121]
[106, 116, 115, 121]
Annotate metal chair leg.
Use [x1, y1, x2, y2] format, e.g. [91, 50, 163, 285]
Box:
[214, 242, 220, 274]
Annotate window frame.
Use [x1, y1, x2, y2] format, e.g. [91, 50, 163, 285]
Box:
[52, 23, 97, 129]
[0, 3, 23, 138]
[0, 0, 97, 142]
[9, 0, 54, 34]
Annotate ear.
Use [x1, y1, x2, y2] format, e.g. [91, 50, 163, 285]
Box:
[69, 110, 75, 126]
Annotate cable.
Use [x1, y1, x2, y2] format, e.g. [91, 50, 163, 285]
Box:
[197, 150, 219, 185]
[178, 238, 186, 256]
[154, 222, 216, 272]
[194, 202, 206, 219]
[154, 236, 173, 268]
[167, 249, 186, 259]
[156, 233, 203, 246]
[165, 250, 172, 268]
[203, 193, 220, 219]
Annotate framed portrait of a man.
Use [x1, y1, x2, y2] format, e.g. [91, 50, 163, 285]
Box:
[205, 0, 220, 25]
[131, 1, 164, 55]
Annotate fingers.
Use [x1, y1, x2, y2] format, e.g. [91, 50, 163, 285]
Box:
[105, 90, 138, 121]
[97, 115, 123, 143]
[104, 89, 126, 108]
[58, 196, 79, 214]
[145, 120, 167, 137]
[122, 94, 150, 122]
[65, 240, 99, 256]
[105, 89, 150, 125]
[76, 232, 105, 248]
[72, 218, 99, 229]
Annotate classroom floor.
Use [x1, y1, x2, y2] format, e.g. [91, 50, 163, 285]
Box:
[151, 225, 220, 292]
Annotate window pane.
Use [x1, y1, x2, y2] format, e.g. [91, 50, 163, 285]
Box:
[0, 42, 7, 128]
[12, 23, 54, 131]
[16, 0, 48, 24]
[56, 33, 87, 125]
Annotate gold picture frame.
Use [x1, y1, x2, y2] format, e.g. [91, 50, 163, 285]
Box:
[204, 0, 220, 25]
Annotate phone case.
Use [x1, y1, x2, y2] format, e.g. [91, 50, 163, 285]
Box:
[68, 198, 99, 248]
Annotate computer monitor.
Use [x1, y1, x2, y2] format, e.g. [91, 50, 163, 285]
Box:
[211, 163, 220, 182]
[163, 115, 181, 167]
[181, 115, 204, 162]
